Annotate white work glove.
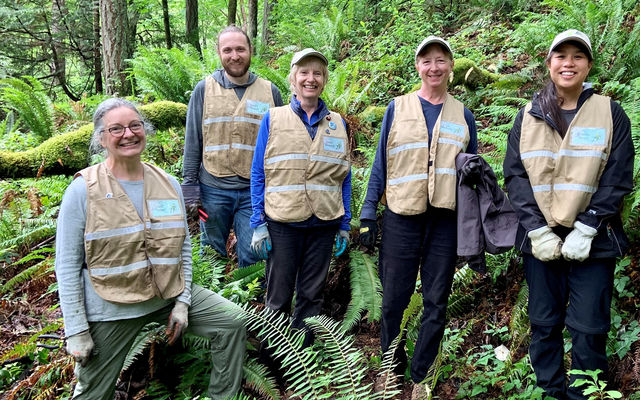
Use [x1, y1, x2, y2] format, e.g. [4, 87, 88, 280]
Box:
[66, 330, 95, 367]
[561, 221, 598, 262]
[166, 301, 189, 345]
[251, 223, 272, 259]
[334, 229, 349, 256]
[528, 225, 563, 262]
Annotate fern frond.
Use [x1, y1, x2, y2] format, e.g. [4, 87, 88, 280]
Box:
[236, 304, 326, 399]
[509, 282, 530, 353]
[0, 258, 53, 295]
[0, 76, 54, 142]
[305, 314, 372, 398]
[242, 357, 281, 400]
[122, 322, 164, 371]
[341, 250, 382, 331]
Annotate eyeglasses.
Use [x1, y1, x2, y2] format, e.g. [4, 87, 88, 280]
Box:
[104, 120, 144, 137]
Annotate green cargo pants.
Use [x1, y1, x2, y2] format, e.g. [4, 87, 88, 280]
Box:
[72, 284, 246, 400]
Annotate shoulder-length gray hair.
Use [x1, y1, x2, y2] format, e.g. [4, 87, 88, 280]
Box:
[89, 98, 154, 156]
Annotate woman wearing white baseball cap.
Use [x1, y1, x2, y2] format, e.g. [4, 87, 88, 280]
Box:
[504, 29, 634, 399]
[250, 48, 352, 352]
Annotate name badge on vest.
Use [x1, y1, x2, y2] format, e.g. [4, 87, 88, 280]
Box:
[245, 100, 270, 116]
[570, 127, 606, 146]
[148, 199, 181, 218]
[439, 121, 466, 137]
[323, 136, 345, 153]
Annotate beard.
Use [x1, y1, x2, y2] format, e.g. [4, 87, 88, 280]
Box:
[224, 61, 250, 78]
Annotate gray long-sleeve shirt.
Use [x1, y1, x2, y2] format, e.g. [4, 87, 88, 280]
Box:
[182, 69, 284, 189]
[55, 174, 192, 337]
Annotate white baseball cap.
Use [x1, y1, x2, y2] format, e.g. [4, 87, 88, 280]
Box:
[291, 48, 328, 67]
[548, 29, 593, 60]
[415, 36, 453, 60]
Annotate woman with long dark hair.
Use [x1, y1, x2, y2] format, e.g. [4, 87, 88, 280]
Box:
[504, 30, 634, 399]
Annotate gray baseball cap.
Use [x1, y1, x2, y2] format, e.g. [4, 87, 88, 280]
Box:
[415, 36, 453, 60]
[290, 48, 328, 67]
[548, 29, 593, 59]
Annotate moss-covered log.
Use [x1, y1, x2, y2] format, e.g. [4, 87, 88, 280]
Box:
[0, 101, 187, 179]
[452, 58, 501, 89]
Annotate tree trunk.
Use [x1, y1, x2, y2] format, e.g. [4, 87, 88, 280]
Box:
[162, 0, 172, 49]
[247, 0, 257, 46]
[93, 0, 103, 93]
[50, 0, 80, 100]
[261, 0, 275, 48]
[100, 0, 131, 95]
[185, 0, 201, 55]
[228, 0, 236, 25]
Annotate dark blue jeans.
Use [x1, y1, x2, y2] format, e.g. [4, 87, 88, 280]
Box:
[199, 184, 259, 267]
[379, 207, 457, 383]
[524, 254, 615, 400]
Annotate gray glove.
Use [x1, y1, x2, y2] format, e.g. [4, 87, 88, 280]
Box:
[66, 330, 95, 366]
[251, 223, 272, 259]
[528, 225, 563, 262]
[166, 301, 189, 345]
[561, 221, 597, 262]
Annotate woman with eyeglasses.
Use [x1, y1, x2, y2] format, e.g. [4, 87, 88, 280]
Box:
[55, 98, 246, 399]
[504, 30, 634, 399]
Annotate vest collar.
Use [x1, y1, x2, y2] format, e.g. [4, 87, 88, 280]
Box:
[213, 69, 258, 89]
[289, 95, 330, 125]
[530, 86, 595, 122]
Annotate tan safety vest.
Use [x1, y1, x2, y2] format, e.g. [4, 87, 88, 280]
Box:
[202, 76, 275, 179]
[264, 106, 350, 222]
[520, 94, 612, 227]
[385, 92, 469, 214]
[76, 162, 186, 304]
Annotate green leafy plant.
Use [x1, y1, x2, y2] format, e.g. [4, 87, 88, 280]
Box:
[569, 369, 623, 399]
[0, 76, 54, 142]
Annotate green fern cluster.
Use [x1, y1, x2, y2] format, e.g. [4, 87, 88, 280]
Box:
[130, 46, 219, 104]
[0, 76, 54, 143]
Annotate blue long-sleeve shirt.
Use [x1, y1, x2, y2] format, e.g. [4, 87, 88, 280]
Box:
[360, 96, 478, 221]
[251, 95, 352, 231]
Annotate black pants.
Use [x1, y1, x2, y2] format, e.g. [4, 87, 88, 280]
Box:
[265, 220, 338, 347]
[524, 254, 615, 400]
[379, 207, 457, 383]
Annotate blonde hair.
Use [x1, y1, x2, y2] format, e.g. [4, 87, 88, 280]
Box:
[288, 57, 329, 95]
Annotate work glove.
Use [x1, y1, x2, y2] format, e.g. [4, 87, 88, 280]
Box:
[166, 301, 189, 345]
[359, 219, 377, 250]
[561, 221, 598, 262]
[251, 223, 272, 260]
[66, 330, 95, 367]
[460, 159, 482, 185]
[527, 225, 563, 262]
[334, 230, 349, 256]
[180, 184, 203, 221]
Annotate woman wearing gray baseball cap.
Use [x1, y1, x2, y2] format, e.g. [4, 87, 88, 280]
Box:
[249, 48, 352, 352]
[504, 29, 633, 399]
[359, 35, 478, 398]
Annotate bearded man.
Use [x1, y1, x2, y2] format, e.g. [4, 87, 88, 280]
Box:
[182, 26, 283, 267]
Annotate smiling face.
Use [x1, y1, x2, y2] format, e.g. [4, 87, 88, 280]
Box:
[546, 42, 592, 97]
[415, 44, 453, 92]
[218, 31, 251, 80]
[100, 106, 146, 162]
[292, 57, 327, 102]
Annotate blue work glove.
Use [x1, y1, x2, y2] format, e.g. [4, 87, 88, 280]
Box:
[251, 223, 272, 259]
[334, 229, 349, 256]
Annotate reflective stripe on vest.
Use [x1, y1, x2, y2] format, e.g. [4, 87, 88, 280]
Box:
[520, 94, 613, 227]
[77, 162, 186, 304]
[202, 76, 275, 179]
[385, 92, 469, 215]
[264, 106, 350, 222]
